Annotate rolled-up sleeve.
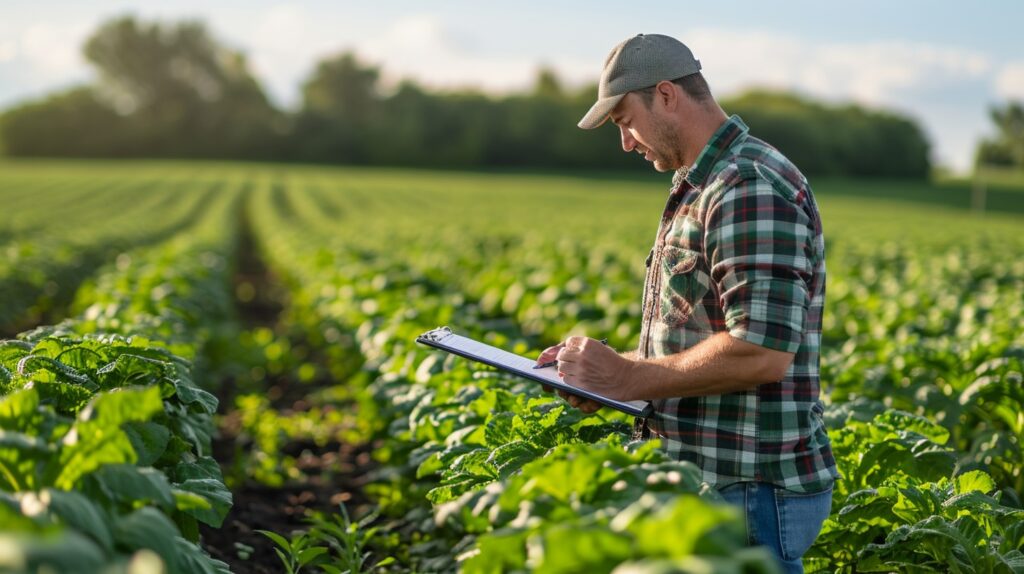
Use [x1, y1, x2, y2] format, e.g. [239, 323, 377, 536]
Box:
[703, 173, 814, 353]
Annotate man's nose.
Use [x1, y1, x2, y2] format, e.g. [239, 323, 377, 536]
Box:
[620, 126, 636, 152]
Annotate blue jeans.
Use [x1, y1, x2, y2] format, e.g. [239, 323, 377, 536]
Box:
[716, 481, 833, 574]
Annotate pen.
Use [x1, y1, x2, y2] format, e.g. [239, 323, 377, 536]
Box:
[533, 338, 608, 369]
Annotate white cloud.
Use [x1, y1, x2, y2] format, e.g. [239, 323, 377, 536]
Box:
[995, 62, 1024, 100]
[0, 14, 1004, 174]
[0, 41, 16, 63]
[0, 19, 93, 107]
[814, 41, 990, 104]
[685, 31, 804, 93]
[239, 10, 595, 106]
[20, 22, 92, 77]
[246, 4, 323, 105]
[683, 29, 992, 108]
[668, 28, 996, 172]
[360, 15, 538, 93]
[253, 4, 308, 51]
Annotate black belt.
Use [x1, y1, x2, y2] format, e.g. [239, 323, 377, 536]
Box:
[631, 415, 651, 441]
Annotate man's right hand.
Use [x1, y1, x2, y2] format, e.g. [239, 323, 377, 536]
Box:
[536, 343, 565, 393]
[536, 342, 603, 414]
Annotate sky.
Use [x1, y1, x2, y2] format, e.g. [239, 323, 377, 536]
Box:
[1, 1, 1022, 173]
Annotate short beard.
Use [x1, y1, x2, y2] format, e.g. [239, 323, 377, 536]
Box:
[648, 120, 683, 171]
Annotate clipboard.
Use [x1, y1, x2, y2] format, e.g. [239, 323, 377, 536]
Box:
[415, 326, 653, 418]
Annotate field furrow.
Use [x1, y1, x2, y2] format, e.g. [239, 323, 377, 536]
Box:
[2, 161, 1022, 574]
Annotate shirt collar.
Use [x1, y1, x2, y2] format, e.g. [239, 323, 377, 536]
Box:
[683, 115, 749, 188]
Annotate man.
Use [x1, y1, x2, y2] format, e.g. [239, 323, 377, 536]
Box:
[535, 34, 838, 573]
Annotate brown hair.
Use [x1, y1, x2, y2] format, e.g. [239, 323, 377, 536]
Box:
[635, 73, 713, 107]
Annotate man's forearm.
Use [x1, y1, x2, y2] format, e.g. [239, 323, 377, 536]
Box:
[622, 332, 794, 401]
[619, 349, 640, 361]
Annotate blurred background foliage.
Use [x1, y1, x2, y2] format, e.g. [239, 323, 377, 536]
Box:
[975, 102, 1024, 168]
[1, 15, 1021, 178]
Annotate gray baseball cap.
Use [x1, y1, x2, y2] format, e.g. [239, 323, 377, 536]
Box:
[578, 34, 702, 129]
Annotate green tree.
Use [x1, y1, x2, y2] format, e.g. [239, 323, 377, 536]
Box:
[1, 23, 935, 178]
[723, 90, 931, 178]
[975, 102, 1024, 168]
[1, 15, 283, 159]
[292, 52, 382, 163]
[533, 67, 564, 100]
[0, 87, 126, 156]
[83, 15, 282, 158]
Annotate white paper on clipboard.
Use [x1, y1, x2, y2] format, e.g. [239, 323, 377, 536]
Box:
[415, 326, 653, 418]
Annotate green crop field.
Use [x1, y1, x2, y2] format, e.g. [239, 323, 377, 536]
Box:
[1, 159, 1022, 573]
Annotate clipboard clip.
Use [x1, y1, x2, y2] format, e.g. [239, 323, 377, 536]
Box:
[420, 326, 453, 342]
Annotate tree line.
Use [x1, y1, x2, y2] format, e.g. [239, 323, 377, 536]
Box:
[9, 15, 1014, 179]
[975, 103, 1024, 169]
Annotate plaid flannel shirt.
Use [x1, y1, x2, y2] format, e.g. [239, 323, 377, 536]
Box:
[638, 115, 838, 493]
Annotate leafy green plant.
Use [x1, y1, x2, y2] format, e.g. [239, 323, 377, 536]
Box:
[0, 171, 239, 573]
[7, 160, 1024, 572]
[258, 529, 329, 574]
[0, 388, 230, 573]
[810, 471, 1024, 573]
[242, 165, 1024, 572]
[810, 401, 1024, 573]
[307, 503, 396, 574]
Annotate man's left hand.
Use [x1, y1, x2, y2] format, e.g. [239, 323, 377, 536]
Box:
[556, 336, 635, 401]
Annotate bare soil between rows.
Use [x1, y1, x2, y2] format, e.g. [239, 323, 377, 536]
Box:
[199, 210, 377, 573]
[199, 422, 378, 574]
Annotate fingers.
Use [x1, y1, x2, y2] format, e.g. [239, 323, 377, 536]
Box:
[538, 336, 594, 366]
[556, 345, 580, 363]
[553, 389, 601, 414]
[539, 336, 609, 415]
[536, 343, 565, 365]
[567, 395, 601, 413]
[556, 336, 598, 363]
[565, 335, 587, 348]
[560, 336, 586, 355]
[557, 390, 581, 407]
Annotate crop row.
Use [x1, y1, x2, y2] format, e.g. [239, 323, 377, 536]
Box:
[0, 181, 243, 573]
[3, 164, 1022, 573]
[0, 170, 228, 334]
[244, 172, 1024, 572]
[243, 174, 782, 572]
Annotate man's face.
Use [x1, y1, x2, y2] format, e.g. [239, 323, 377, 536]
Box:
[609, 92, 683, 173]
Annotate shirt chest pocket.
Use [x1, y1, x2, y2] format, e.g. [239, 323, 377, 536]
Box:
[659, 220, 711, 328]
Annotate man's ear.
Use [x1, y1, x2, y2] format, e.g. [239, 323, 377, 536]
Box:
[655, 80, 678, 112]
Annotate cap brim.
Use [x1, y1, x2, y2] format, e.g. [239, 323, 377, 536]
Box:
[578, 93, 625, 130]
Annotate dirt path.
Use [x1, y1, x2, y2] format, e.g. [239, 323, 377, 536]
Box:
[199, 208, 375, 573]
